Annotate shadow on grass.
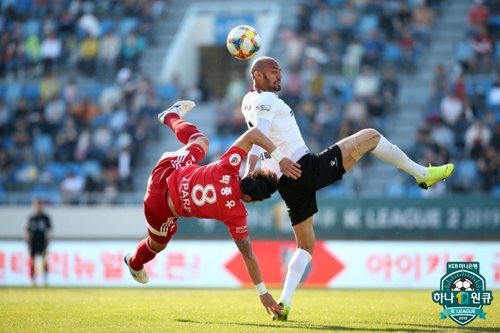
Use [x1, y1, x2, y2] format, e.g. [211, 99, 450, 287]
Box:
[176, 318, 498, 332]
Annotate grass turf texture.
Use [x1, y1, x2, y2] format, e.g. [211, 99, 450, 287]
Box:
[0, 289, 498, 333]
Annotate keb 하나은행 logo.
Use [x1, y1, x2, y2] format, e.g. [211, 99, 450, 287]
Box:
[432, 262, 494, 326]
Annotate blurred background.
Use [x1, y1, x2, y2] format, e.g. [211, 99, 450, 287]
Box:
[0, 0, 499, 288]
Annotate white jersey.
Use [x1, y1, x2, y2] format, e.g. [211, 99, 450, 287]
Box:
[241, 90, 309, 176]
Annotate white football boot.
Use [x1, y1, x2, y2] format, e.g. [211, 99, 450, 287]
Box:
[158, 100, 196, 124]
[123, 253, 149, 284]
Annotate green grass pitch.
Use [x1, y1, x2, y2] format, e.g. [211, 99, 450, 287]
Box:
[0, 288, 498, 333]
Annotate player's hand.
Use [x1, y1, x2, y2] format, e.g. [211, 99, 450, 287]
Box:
[279, 157, 301, 180]
[259, 292, 283, 316]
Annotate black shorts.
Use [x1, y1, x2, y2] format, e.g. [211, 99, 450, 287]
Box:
[29, 239, 48, 257]
[278, 145, 345, 225]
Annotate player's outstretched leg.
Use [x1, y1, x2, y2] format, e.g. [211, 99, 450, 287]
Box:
[272, 300, 290, 321]
[158, 100, 195, 123]
[124, 253, 149, 284]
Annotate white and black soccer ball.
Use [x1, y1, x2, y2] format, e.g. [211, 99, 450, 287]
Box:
[450, 277, 476, 291]
[226, 25, 262, 60]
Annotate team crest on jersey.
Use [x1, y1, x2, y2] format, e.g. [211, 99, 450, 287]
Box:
[229, 153, 242, 166]
[256, 104, 270, 112]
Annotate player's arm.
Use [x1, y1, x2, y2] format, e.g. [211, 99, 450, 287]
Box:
[233, 236, 283, 316]
[233, 127, 301, 180]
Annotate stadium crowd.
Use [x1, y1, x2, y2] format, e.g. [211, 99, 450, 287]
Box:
[1, 0, 500, 204]
[0, 0, 170, 204]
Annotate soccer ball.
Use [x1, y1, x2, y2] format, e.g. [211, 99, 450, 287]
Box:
[450, 277, 476, 291]
[226, 25, 261, 60]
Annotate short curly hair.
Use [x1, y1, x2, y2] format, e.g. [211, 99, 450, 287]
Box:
[240, 168, 279, 201]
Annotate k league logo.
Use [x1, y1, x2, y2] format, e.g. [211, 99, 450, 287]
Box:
[432, 262, 494, 326]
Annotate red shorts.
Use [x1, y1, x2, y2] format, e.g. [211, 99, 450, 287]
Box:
[143, 144, 205, 244]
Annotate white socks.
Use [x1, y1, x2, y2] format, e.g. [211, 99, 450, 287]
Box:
[280, 248, 312, 306]
[371, 135, 428, 179]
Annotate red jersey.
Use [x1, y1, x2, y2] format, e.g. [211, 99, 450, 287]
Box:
[167, 146, 249, 239]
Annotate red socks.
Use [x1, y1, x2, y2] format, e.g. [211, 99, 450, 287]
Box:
[130, 238, 158, 271]
[163, 114, 203, 145]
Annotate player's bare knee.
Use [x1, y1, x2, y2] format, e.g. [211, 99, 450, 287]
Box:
[148, 238, 168, 252]
[192, 136, 209, 154]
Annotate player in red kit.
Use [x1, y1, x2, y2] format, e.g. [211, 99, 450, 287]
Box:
[124, 100, 301, 317]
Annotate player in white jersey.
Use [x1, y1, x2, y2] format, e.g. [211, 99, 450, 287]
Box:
[241, 56, 455, 321]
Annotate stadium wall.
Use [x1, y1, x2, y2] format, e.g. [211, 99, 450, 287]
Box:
[1, 197, 499, 240]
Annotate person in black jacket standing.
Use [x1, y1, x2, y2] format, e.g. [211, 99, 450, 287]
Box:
[25, 198, 52, 286]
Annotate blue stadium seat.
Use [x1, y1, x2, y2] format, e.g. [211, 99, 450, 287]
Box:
[118, 17, 139, 37]
[358, 14, 379, 38]
[383, 44, 401, 62]
[31, 186, 61, 205]
[100, 20, 116, 37]
[45, 162, 66, 182]
[24, 84, 40, 100]
[406, 186, 423, 198]
[455, 41, 473, 62]
[23, 18, 41, 38]
[33, 134, 54, 162]
[452, 159, 479, 190]
[81, 160, 102, 178]
[4, 83, 23, 108]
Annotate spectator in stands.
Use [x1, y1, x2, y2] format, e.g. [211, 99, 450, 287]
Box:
[296, 4, 311, 37]
[310, 3, 334, 38]
[490, 123, 500, 151]
[337, 0, 359, 43]
[60, 171, 85, 205]
[430, 117, 455, 154]
[118, 146, 133, 191]
[74, 126, 92, 162]
[412, 1, 434, 46]
[366, 94, 386, 129]
[353, 66, 379, 99]
[440, 90, 463, 129]
[31, 0, 49, 19]
[393, 1, 413, 37]
[4, 40, 25, 81]
[58, 9, 76, 37]
[77, 10, 100, 38]
[379, 67, 399, 112]
[470, 85, 487, 118]
[138, 4, 156, 46]
[42, 13, 58, 37]
[281, 65, 304, 111]
[465, 119, 492, 158]
[0, 98, 10, 134]
[63, 77, 79, 105]
[40, 32, 62, 75]
[345, 96, 369, 129]
[468, 0, 490, 36]
[70, 96, 100, 126]
[39, 71, 61, 102]
[470, 25, 494, 73]
[97, 29, 121, 80]
[11, 119, 33, 163]
[453, 72, 468, 104]
[24, 35, 42, 77]
[120, 30, 146, 71]
[343, 38, 364, 76]
[476, 145, 500, 192]
[430, 63, 448, 105]
[398, 28, 417, 71]
[44, 94, 66, 136]
[54, 117, 78, 162]
[91, 123, 113, 161]
[361, 30, 385, 69]
[0, 147, 13, 184]
[79, 32, 99, 76]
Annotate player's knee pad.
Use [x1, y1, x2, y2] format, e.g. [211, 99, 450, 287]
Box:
[344, 129, 381, 161]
